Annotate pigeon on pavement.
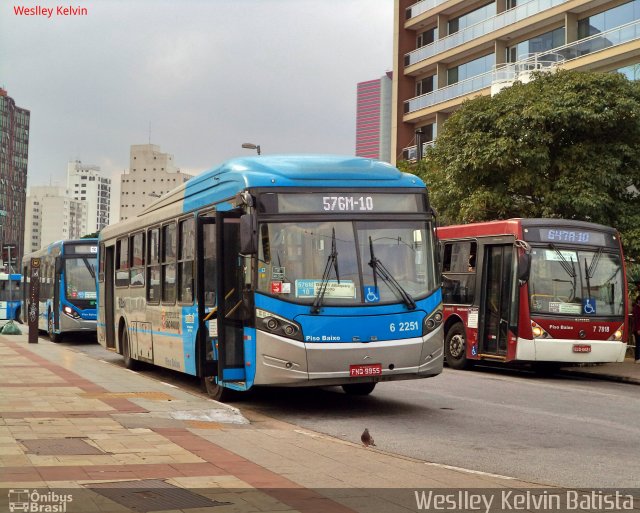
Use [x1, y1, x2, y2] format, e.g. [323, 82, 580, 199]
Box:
[361, 428, 376, 447]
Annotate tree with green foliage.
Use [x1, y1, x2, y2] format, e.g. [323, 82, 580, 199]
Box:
[407, 70, 640, 261]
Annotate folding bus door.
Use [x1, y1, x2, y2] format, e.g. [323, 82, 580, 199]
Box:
[215, 211, 246, 384]
[479, 244, 514, 356]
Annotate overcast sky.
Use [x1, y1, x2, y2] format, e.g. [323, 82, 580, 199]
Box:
[1, 0, 394, 220]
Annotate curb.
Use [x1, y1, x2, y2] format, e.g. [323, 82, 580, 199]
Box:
[558, 368, 640, 386]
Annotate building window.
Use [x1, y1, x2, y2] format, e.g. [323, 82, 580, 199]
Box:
[417, 27, 436, 48]
[416, 75, 435, 96]
[578, 0, 640, 39]
[447, 53, 494, 85]
[448, 2, 495, 35]
[507, 27, 565, 62]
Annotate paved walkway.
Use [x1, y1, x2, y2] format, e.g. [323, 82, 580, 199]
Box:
[0, 328, 636, 512]
[0, 332, 545, 513]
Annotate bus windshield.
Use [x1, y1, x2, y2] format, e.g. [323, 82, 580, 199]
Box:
[65, 257, 97, 301]
[529, 246, 624, 317]
[0, 278, 20, 301]
[257, 220, 438, 305]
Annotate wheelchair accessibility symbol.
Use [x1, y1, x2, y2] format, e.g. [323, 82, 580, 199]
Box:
[582, 298, 596, 315]
[364, 286, 380, 303]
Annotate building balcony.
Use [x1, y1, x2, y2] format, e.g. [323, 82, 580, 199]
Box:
[403, 140, 436, 161]
[404, 20, 640, 117]
[405, 0, 567, 68]
[405, 0, 452, 21]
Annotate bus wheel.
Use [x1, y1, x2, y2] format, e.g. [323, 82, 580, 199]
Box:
[202, 376, 234, 402]
[445, 322, 471, 370]
[48, 312, 61, 343]
[122, 329, 139, 370]
[342, 383, 376, 395]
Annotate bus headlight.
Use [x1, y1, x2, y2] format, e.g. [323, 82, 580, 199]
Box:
[256, 309, 303, 341]
[531, 320, 550, 339]
[608, 326, 624, 341]
[422, 306, 443, 336]
[63, 305, 80, 319]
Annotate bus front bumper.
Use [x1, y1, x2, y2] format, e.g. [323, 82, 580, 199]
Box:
[252, 327, 443, 387]
[515, 337, 627, 363]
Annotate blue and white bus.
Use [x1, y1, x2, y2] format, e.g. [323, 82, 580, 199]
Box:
[22, 239, 98, 342]
[97, 155, 443, 400]
[0, 273, 22, 321]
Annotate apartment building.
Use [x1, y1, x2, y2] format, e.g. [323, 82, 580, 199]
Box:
[120, 144, 193, 221]
[356, 72, 393, 162]
[393, 0, 640, 163]
[0, 89, 29, 266]
[67, 160, 111, 233]
[23, 186, 88, 253]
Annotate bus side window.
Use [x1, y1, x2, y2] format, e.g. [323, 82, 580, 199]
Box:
[442, 241, 476, 304]
[203, 223, 216, 307]
[129, 232, 145, 287]
[178, 217, 195, 304]
[162, 223, 177, 304]
[115, 238, 129, 287]
[147, 228, 161, 303]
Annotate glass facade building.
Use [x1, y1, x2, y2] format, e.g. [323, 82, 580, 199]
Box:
[0, 89, 29, 269]
[394, 0, 640, 163]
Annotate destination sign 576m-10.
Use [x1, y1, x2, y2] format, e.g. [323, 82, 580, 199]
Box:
[259, 192, 426, 214]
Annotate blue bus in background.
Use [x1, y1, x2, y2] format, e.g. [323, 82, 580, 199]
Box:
[0, 273, 22, 321]
[98, 155, 443, 400]
[22, 239, 98, 342]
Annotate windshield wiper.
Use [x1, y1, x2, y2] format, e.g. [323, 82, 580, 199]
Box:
[583, 248, 603, 300]
[368, 236, 416, 310]
[83, 257, 96, 280]
[548, 243, 578, 301]
[311, 228, 340, 314]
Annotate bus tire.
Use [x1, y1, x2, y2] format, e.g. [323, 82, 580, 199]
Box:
[202, 376, 234, 402]
[48, 311, 62, 343]
[445, 322, 472, 370]
[342, 382, 376, 395]
[122, 328, 139, 370]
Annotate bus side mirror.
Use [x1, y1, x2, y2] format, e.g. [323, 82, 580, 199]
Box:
[240, 214, 257, 255]
[55, 257, 63, 274]
[518, 253, 531, 283]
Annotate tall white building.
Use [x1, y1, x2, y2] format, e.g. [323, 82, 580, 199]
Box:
[67, 160, 111, 233]
[119, 144, 193, 221]
[23, 186, 87, 253]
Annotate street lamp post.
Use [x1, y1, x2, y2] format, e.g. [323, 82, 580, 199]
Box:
[241, 143, 261, 155]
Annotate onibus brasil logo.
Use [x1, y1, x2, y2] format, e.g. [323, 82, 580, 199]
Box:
[8, 489, 73, 512]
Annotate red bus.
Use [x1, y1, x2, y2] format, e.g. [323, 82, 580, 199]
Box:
[437, 219, 628, 370]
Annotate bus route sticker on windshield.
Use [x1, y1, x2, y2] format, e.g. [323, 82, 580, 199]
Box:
[295, 279, 356, 299]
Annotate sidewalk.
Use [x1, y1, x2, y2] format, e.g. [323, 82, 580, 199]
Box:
[559, 357, 640, 385]
[0, 332, 544, 513]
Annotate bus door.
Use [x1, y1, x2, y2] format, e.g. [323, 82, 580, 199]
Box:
[479, 243, 514, 356]
[104, 245, 116, 349]
[197, 216, 217, 378]
[53, 257, 62, 331]
[215, 211, 246, 384]
[197, 213, 246, 384]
